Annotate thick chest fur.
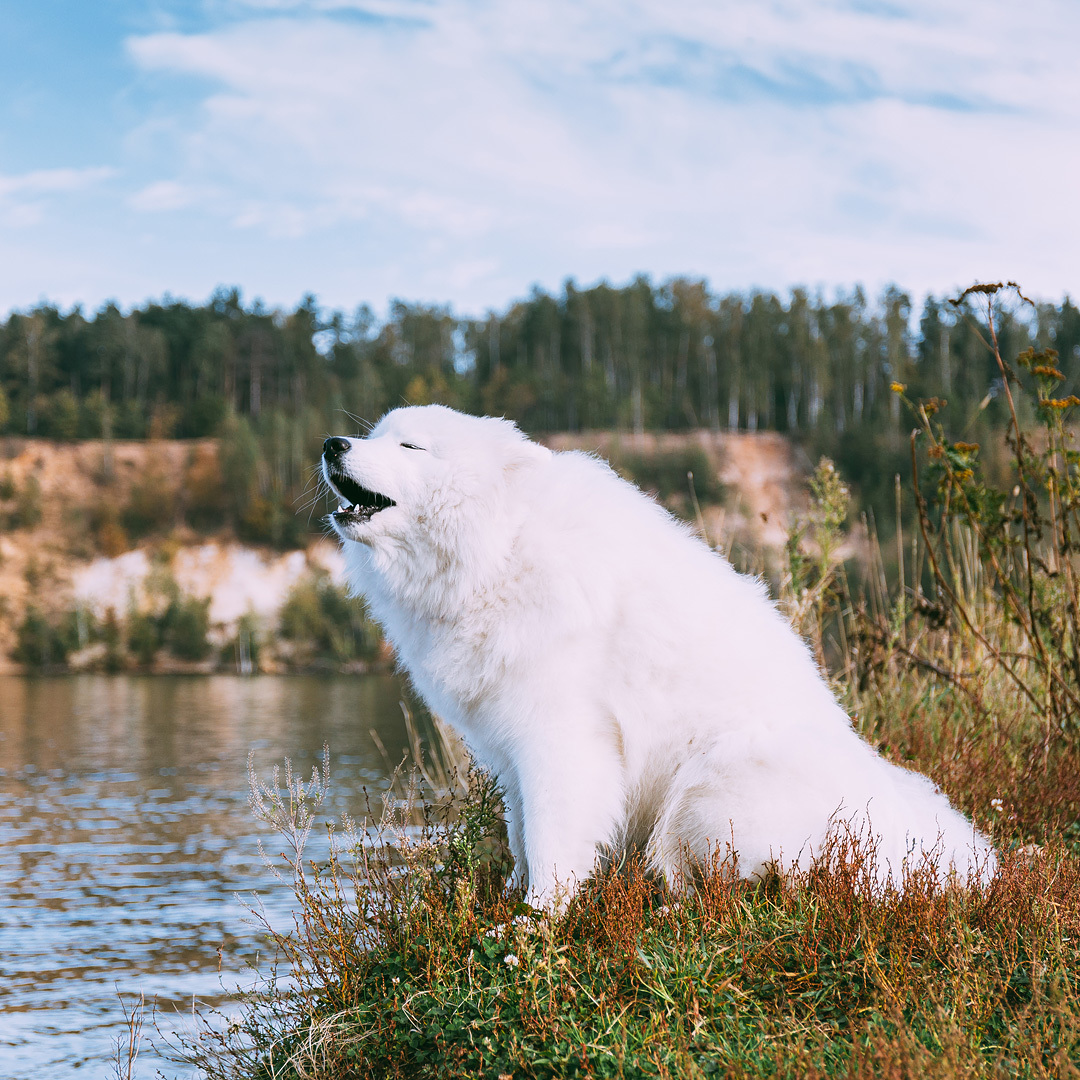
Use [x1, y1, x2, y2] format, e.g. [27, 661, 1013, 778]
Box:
[378, 597, 515, 737]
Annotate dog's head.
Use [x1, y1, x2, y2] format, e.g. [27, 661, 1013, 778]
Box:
[322, 405, 549, 555]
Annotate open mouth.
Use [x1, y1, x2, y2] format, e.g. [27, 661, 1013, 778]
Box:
[326, 470, 396, 523]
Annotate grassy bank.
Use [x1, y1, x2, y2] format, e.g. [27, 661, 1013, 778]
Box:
[181, 677, 1080, 1080]
[190, 842, 1079, 1079]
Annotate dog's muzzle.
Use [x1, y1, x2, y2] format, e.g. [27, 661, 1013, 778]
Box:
[322, 436, 396, 523]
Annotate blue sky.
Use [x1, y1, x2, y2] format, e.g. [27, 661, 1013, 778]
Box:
[1, 0, 1077, 317]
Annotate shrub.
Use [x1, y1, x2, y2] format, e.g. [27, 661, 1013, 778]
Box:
[181, 393, 228, 438]
[13, 606, 65, 666]
[126, 610, 160, 666]
[37, 389, 79, 440]
[218, 415, 260, 523]
[121, 464, 178, 539]
[113, 400, 148, 439]
[237, 491, 309, 549]
[280, 570, 381, 663]
[13, 605, 83, 667]
[161, 595, 212, 661]
[783, 456, 851, 669]
[608, 445, 725, 521]
[884, 283, 1080, 748]
[183, 445, 228, 530]
[147, 403, 180, 440]
[101, 608, 124, 672]
[76, 389, 109, 439]
[6, 475, 42, 529]
[86, 503, 130, 556]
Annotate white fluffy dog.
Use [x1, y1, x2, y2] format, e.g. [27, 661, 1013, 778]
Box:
[323, 405, 995, 905]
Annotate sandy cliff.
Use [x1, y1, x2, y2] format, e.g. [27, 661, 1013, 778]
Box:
[0, 432, 809, 670]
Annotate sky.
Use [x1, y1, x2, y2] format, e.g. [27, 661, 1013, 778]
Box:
[0, 0, 1077, 319]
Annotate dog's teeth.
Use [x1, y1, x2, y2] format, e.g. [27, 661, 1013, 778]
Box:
[338, 505, 347, 513]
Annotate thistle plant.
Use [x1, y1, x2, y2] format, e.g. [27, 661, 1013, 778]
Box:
[247, 744, 332, 878]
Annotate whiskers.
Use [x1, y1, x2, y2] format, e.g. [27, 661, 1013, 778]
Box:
[293, 461, 336, 524]
[294, 410, 374, 525]
[339, 408, 374, 436]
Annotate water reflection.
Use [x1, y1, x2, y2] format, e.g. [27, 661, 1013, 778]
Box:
[0, 674, 411, 1079]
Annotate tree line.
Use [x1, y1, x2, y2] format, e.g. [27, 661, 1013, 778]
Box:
[2, 278, 1078, 525]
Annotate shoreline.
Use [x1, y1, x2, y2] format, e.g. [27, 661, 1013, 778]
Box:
[0, 656, 392, 677]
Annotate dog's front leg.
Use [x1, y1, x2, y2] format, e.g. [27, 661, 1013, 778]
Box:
[512, 727, 625, 909]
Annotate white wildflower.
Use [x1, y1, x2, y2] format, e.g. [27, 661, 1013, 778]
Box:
[990, 798, 1004, 812]
[503, 953, 520, 967]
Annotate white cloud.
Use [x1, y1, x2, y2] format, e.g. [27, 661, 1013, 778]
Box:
[114, 0, 1080, 308]
[0, 166, 115, 229]
[0, 166, 115, 198]
[129, 178, 205, 211]
[5, 1, 1080, 314]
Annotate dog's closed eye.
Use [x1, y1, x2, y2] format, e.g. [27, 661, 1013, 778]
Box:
[400, 442, 426, 450]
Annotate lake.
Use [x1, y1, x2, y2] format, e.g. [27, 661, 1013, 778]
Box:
[0, 674, 414, 1079]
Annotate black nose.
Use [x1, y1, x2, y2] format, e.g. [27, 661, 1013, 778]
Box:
[323, 436, 351, 460]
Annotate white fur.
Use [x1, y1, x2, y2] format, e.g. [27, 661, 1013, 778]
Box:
[325, 405, 996, 905]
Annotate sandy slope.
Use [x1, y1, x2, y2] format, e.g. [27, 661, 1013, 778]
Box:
[0, 432, 807, 670]
[540, 429, 811, 551]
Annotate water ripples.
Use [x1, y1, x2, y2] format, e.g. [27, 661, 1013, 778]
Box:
[0, 674, 410, 1079]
